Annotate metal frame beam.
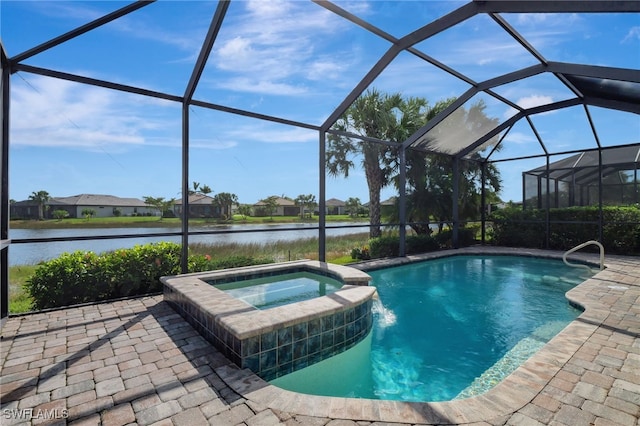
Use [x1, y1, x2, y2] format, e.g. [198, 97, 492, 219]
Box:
[1, 43, 10, 327]
[474, 0, 640, 13]
[180, 0, 230, 273]
[10, 1, 155, 64]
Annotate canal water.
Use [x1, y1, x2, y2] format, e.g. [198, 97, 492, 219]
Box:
[8, 222, 370, 265]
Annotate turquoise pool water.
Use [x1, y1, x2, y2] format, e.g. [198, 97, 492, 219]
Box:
[212, 271, 343, 309]
[271, 255, 590, 402]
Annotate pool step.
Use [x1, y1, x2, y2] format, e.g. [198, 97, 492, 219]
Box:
[455, 320, 567, 399]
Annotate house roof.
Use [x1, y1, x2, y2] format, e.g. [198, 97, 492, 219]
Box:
[15, 194, 148, 207]
[254, 196, 295, 207]
[326, 198, 345, 207]
[53, 194, 149, 207]
[174, 194, 215, 205]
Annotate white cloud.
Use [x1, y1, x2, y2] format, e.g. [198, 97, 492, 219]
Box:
[209, 1, 352, 95]
[504, 94, 555, 119]
[503, 131, 536, 145]
[189, 138, 238, 150]
[216, 77, 307, 96]
[516, 94, 554, 109]
[622, 26, 640, 43]
[225, 125, 317, 145]
[10, 75, 171, 151]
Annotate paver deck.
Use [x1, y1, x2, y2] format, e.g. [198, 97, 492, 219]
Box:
[1, 247, 639, 425]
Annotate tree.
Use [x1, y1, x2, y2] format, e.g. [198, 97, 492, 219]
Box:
[345, 197, 362, 218]
[189, 181, 212, 195]
[52, 210, 69, 221]
[81, 208, 96, 220]
[294, 194, 317, 219]
[211, 192, 238, 219]
[326, 89, 428, 238]
[142, 196, 176, 221]
[261, 196, 279, 219]
[28, 190, 50, 220]
[237, 204, 252, 219]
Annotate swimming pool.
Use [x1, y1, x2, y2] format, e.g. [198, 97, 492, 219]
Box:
[270, 255, 591, 402]
[211, 271, 343, 309]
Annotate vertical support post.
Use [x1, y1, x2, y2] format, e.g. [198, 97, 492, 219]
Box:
[398, 146, 406, 256]
[481, 162, 486, 245]
[598, 149, 603, 242]
[545, 155, 550, 249]
[522, 173, 526, 210]
[179, 1, 229, 273]
[633, 163, 638, 204]
[1, 47, 10, 327]
[180, 104, 190, 273]
[452, 157, 459, 249]
[318, 132, 326, 262]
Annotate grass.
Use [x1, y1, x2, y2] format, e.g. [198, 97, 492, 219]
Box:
[189, 232, 370, 263]
[7, 232, 370, 314]
[8, 264, 37, 313]
[10, 214, 368, 229]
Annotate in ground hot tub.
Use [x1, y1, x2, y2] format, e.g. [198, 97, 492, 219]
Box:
[210, 271, 344, 310]
[161, 260, 374, 380]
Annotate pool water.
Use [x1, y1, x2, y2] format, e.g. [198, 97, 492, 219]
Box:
[212, 271, 343, 309]
[270, 255, 590, 401]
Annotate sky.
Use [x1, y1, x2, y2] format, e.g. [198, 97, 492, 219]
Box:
[2, 0, 639, 206]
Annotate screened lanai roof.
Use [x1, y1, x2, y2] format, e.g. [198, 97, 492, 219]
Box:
[2, 0, 639, 169]
[1, 1, 639, 319]
[525, 144, 640, 186]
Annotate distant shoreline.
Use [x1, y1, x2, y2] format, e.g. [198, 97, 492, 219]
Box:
[10, 215, 369, 230]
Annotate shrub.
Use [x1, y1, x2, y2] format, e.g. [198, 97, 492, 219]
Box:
[406, 234, 440, 253]
[27, 251, 108, 310]
[369, 236, 399, 258]
[489, 205, 640, 254]
[26, 242, 274, 310]
[368, 234, 440, 259]
[489, 207, 546, 248]
[350, 246, 371, 260]
[189, 254, 273, 271]
[432, 228, 475, 248]
[52, 210, 69, 221]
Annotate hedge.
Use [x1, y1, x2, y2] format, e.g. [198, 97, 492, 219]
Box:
[368, 229, 475, 259]
[489, 206, 640, 254]
[26, 242, 273, 310]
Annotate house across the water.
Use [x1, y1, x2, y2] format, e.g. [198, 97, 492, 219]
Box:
[10, 194, 156, 219]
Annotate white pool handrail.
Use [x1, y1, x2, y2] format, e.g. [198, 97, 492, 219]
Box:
[563, 240, 605, 273]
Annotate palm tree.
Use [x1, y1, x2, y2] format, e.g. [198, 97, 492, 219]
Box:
[294, 194, 317, 219]
[28, 190, 50, 220]
[345, 197, 362, 218]
[327, 89, 427, 238]
[189, 182, 212, 195]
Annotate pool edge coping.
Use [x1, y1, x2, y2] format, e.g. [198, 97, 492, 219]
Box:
[213, 247, 625, 424]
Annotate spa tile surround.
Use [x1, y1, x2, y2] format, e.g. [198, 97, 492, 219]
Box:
[161, 260, 374, 380]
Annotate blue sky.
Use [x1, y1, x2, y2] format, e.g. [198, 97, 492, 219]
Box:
[2, 1, 639, 205]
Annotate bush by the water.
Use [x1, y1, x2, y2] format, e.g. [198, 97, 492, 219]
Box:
[490, 205, 640, 253]
[26, 242, 273, 310]
[367, 233, 453, 259]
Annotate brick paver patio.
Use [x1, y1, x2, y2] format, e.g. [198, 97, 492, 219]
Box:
[1, 247, 638, 425]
